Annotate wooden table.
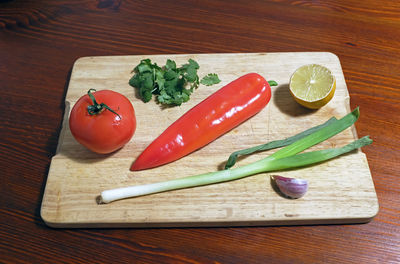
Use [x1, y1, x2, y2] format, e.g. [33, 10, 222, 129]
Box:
[1, 1, 399, 263]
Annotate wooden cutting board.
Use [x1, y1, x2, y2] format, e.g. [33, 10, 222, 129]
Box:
[40, 52, 379, 228]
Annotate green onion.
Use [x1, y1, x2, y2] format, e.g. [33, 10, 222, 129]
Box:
[261, 136, 372, 171]
[270, 107, 360, 160]
[224, 117, 338, 169]
[100, 108, 371, 204]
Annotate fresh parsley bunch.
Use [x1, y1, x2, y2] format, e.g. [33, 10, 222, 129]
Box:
[129, 58, 220, 106]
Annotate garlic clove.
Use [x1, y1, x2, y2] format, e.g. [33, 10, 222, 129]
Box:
[271, 175, 308, 199]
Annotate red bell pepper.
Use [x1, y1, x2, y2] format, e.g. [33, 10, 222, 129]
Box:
[130, 73, 272, 171]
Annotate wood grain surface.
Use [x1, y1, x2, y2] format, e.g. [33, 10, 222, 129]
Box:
[40, 52, 378, 228]
[1, 0, 399, 263]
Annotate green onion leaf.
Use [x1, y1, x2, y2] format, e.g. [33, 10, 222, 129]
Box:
[224, 117, 338, 169]
[270, 107, 359, 159]
[263, 136, 372, 171]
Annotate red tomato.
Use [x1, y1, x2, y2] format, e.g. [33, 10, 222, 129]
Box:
[69, 89, 136, 154]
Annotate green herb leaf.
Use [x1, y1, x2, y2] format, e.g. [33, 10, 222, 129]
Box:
[129, 58, 220, 106]
[200, 73, 221, 86]
[164, 69, 178, 80]
[268, 80, 278, 86]
[185, 65, 198, 82]
[165, 59, 176, 70]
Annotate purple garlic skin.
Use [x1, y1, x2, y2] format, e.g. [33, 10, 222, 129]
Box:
[272, 175, 308, 199]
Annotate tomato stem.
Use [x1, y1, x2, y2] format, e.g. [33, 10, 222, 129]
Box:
[86, 89, 121, 119]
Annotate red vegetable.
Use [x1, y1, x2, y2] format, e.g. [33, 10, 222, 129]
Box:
[131, 73, 271, 171]
[69, 89, 136, 154]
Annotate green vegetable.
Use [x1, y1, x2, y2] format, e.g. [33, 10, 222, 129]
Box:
[200, 73, 221, 86]
[100, 108, 372, 203]
[129, 58, 220, 106]
[224, 117, 338, 169]
[268, 80, 278, 86]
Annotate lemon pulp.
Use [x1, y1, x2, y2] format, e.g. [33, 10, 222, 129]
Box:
[289, 64, 336, 109]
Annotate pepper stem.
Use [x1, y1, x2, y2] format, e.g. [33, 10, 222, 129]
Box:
[86, 89, 121, 119]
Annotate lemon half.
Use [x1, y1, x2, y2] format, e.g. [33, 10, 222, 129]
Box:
[289, 64, 336, 109]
